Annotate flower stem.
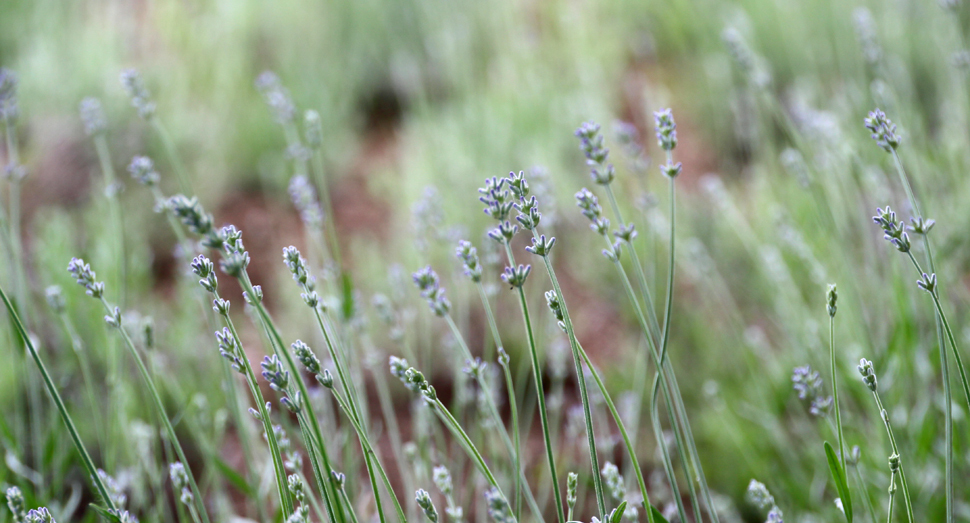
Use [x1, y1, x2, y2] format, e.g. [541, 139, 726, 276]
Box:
[502, 241, 567, 523]
[0, 285, 119, 513]
[98, 296, 213, 523]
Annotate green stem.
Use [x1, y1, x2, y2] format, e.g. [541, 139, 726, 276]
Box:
[871, 391, 914, 523]
[0, 285, 119, 513]
[337, 481, 361, 523]
[851, 465, 878, 523]
[151, 118, 193, 194]
[502, 241, 566, 523]
[442, 313, 543, 520]
[214, 291, 293, 516]
[525, 235, 607, 518]
[329, 387, 406, 523]
[890, 148, 956, 522]
[498, 352, 523, 521]
[830, 314, 847, 487]
[237, 273, 345, 522]
[93, 135, 127, 309]
[597, 223, 690, 523]
[99, 294, 216, 523]
[576, 346, 656, 523]
[57, 311, 106, 457]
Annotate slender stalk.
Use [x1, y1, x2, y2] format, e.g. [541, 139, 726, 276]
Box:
[310, 150, 343, 272]
[432, 397, 506, 494]
[441, 313, 543, 520]
[890, 147, 960, 523]
[575, 345, 656, 523]
[498, 352, 522, 520]
[604, 171, 718, 523]
[297, 410, 340, 523]
[524, 237, 607, 517]
[502, 241, 566, 523]
[0, 285, 119, 513]
[886, 471, 896, 523]
[851, 465, 878, 523]
[328, 387, 407, 523]
[830, 314, 847, 486]
[237, 272, 346, 521]
[55, 310, 106, 455]
[151, 118, 193, 194]
[655, 159, 709, 522]
[592, 215, 688, 523]
[4, 115, 26, 316]
[603, 185, 662, 340]
[870, 391, 914, 523]
[212, 289, 293, 517]
[336, 478, 361, 523]
[93, 136, 127, 308]
[97, 295, 214, 523]
[902, 253, 970, 415]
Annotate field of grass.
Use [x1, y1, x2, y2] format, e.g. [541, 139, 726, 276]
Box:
[2, 0, 970, 522]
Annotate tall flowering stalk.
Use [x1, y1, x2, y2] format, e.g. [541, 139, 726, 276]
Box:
[120, 69, 193, 194]
[190, 254, 295, 517]
[412, 262, 542, 520]
[857, 358, 914, 522]
[66, 258, 211, 523]
[866, 109, 970, 523]
[479, 175, 567, 523]
[282, 245, 405, 523]
[0, 286, 121, 517]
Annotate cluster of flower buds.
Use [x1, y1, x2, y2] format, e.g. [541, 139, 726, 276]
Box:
[872, 206, 910, 253]
[455, 240, 483, 282]
[416, 489, 439, 523]
[826, 284, 837, 318]
[792, 365, 832, 418]
[412, 266, 450, 316]
[67, 258, 105, 299]
[575, 122, 615, 185]
[215, 328, 245, 374]
[291, 339, 321, 375]
[127, 156, 160, 187]
[255, 71, 296, 125]
[289, 175, 324, 228]
[501, 264, 531, 289]
[169, 462, 194, 506]
[858, 358, 878, 392]
[79, 97, 106, 136]
[120, 69, 156, 120]
[282, 246, 321, 309]
[483, 488, 514, 523]
[0, 68, 18, 121]
[864, 109, 900, 152]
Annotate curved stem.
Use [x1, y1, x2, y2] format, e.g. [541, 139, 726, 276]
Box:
[830, 315, 847, 485]
[525, 236, 607, 517]
[98, 296, 214, 522]
[0, 285, 119, 513]
[502, 240, 567, 523]
[871, 392, 914, 523]
[499, 352, 523, 520]
[442, 313, 543, 520]
[152, 118, 193, 195]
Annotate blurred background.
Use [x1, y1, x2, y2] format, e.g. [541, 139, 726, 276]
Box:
[2, 0, 970, 521]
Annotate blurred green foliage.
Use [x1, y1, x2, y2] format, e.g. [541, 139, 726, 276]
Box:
[3, 0, 970, 521]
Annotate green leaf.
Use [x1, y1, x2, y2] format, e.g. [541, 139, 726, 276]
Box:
[89, 503, 122, 522]
[212, 456, 253, 496]
[824, 441, 853, 522]
[611, 502, 627, 523]
[649, 504, 671, 523]
[341, 272, 355, 320]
